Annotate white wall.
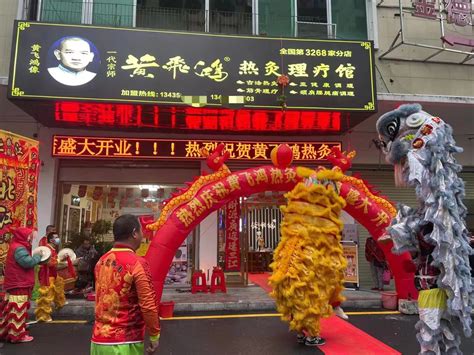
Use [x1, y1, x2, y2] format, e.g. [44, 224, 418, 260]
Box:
[33, 126, 57, 248]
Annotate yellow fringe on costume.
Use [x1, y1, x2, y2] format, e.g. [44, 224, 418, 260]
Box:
[35, 276, 66, 322]
[269, 168, 347, 337]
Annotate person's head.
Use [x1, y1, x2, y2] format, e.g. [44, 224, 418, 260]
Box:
[54, 37, 94, 72]
[113, 214, 143, 250]
[47, 231, 61, 247]
[46, 224, 56, 235]
[82, 238, 92, 250]
[12, 227, 36, 249]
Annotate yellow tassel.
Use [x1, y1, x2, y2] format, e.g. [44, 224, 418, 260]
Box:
[35, 285, 53, 322]
[53, 276, 66, 309]
[269, 172, 347, 337]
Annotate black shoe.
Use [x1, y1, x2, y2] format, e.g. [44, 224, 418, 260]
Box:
[296, 334, 306, 344]
[305, 336, 325, 346]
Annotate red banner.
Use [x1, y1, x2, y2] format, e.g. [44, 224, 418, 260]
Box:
[0, 130, 39, 277]
[225, 199, 241, 271]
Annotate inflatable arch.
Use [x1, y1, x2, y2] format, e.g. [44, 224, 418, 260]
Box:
[145, 147, 418, 302]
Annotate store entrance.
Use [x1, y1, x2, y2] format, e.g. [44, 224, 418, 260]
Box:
[56, 182, 196, 288]
[241, 193, 285, 286]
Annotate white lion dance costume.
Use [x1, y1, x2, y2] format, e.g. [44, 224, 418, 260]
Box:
[269, 168, 347, 340]
[376, 104, 473, 354]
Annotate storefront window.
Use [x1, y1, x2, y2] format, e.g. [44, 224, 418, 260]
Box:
[331, 0, 367, 40]
[209, 0, 253, 34]
[58, 183, 193, 286]
[136, 0, 206, 31]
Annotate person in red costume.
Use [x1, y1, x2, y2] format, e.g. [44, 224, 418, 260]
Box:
[0, 227, 43, 343]
[38, 225, 56, 247]
[35, 231, 67, 322]
[91, 214, 160, 355]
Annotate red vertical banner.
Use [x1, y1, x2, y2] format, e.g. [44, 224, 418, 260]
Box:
[225, 199, 241, 271]
[0, 130, 39, 282]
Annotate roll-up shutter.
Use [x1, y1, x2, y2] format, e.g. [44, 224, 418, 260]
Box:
[353, 168, 474, 289]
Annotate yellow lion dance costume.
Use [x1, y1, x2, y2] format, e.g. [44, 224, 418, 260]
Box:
[269, 168, 347, 338]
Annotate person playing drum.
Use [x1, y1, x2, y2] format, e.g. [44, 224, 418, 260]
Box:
[35, 231, 67, 322]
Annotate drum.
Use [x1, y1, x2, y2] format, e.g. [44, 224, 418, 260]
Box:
[32, 246, 51, 264]
[58, 248, 76, 263]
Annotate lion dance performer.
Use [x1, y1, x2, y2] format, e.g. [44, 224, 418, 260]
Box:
[0, 227, 42, 343]
[269, 167, 347, 347]
[376, 104, 473, 354]
[35, 231, 66, 322]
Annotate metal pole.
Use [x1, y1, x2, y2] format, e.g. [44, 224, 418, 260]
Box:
[205, 0, 209, 33]
[294, 0, 298, 37]
[132, 0, 136, 28]
[398, 0, 405, 42]
[438, 0, 446, 48]
[326, 0, 333, 38]
[37, 0, 42, 21]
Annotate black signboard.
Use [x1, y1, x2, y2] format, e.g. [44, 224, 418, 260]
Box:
[9, 21, 376, 112]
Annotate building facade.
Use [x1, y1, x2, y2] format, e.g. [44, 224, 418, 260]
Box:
[0, 0, 473, 289]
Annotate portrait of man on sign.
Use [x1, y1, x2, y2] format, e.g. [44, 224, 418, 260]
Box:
[48, 36, 98, 86]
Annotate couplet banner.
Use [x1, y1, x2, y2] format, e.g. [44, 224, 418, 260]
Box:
[225, 199, 241, 271]
[0, 130, 40, 282]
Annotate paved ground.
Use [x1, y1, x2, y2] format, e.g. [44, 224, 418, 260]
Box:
[3, 312, 473, 355]
[28, 287, 383, 318]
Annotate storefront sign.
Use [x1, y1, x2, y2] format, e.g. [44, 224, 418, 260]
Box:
[225, 200, 241, 271]
[412, 0, 472, 27]
[52, 135, 341, 162]
[342, 242, 359, 285]
[0, 130, 39, 283]
[9, 21, 376, 112]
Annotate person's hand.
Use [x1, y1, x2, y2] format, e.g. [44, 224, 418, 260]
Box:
[146, 338, 159, 354]
[377, 234, 392, 244]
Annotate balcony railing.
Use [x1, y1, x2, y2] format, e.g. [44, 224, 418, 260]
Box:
[31, 1, 336, 39]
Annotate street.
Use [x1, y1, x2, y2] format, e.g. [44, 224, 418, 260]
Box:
[2, 312, 474, 355]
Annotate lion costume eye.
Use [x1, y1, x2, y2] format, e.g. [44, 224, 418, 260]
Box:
[386, 117, 400, 141]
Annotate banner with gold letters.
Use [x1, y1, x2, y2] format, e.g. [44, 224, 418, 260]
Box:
[0, 130, 40, 282]
[225, 199, 241, 271]
[9, 21, 376, 112]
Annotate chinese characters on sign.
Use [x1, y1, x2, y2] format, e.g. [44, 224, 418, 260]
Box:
[225, 200, 241, 271]
[174, 166, 298, 230]
[444, 0, 472, 26]
[412, 0, 472, 26]
[52, 135, 341, 162]
[412, 0, 437, 19]
[10, 21, 376, 112]
[28, 44, 41, 74]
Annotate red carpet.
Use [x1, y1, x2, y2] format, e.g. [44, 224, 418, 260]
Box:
[249, 272, 401, 355]
[320, 316, 401, 355]
[248, 272, 273, 293]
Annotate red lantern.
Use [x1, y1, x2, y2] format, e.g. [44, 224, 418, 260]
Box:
[109, 187, 119, 198]
[78, 185, 87, 198]
[63, 184, 72, 195]
[277, 74, 290, 87]
[270, 144, 293, 168]
[156, 188, 164, 199]
[93, 186, 103, 201]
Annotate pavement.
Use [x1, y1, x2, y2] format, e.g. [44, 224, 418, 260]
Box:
[28, 286, 384, 318]
[4, 312, 474, 354]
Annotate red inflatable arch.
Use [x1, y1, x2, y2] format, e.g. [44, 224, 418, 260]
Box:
[145, 163, 418, 302]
